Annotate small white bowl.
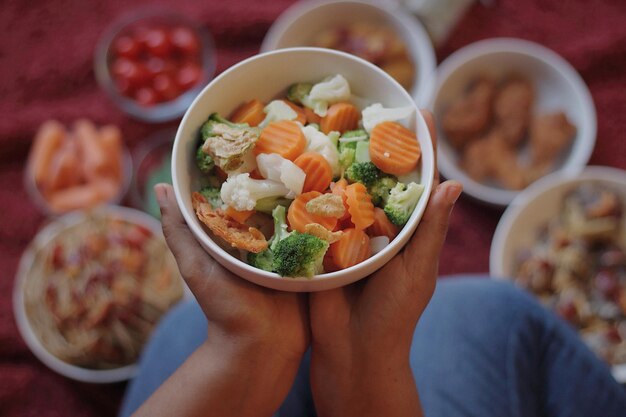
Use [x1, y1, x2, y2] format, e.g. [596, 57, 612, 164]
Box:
[490, 166, 626, 382]
[429, 38, 597, 206]
[172, 47, 435, 292]
[261, 0, 436, 107]
[13, 205, 184, 383]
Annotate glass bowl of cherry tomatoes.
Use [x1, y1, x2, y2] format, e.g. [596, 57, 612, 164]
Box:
[95, 10, 216, 122]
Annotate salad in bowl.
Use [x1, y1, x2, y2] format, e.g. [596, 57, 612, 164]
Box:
[172, 48, 434, 291]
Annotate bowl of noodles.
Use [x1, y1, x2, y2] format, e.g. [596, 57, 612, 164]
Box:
[13, 205, 184, 383]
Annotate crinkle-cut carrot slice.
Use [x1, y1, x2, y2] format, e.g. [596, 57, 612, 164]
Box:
[370, 121, 421, 176]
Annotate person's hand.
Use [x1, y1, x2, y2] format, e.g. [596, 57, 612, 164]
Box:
[309, 111, 463, 417]
[137, 184, 309, 417]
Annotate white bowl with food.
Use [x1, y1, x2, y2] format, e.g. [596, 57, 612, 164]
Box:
[261, 0, 436, 107]
[429, 38, 596, 206]
[13, 205, 184, 383]
[172, 47, 435, 292]
[490, 166, 626, 382]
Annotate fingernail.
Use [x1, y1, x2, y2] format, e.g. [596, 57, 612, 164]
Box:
[444, 181, 463, 204]
[154, 184, 168, 207]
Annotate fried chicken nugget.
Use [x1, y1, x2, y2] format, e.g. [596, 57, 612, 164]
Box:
[529, 112, 576, 166]
[493, 75, 534, 147]
[441, 77, 495, 148]
[191, 192, 268, 253]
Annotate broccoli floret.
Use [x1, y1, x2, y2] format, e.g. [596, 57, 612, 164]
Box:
[255, 196, 293, 214]
[199, 113, 259, 172]
[248, 205, 291, 272]
[287, 83, 313, 105]
[272, 232, 329, 278]
[338, 141, 357, 170]
[383, 182, 425, 227]
[199, 186, 223, 209]
[369, 176, 398, 207]
[345, 162, 381, 187]
[196, 146, 215, 173]
[200, 113, 248, 139]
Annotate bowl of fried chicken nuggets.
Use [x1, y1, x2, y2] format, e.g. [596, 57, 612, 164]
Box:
[430, 38, 596, 206]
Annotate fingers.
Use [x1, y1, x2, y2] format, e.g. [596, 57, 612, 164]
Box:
[403, 180, 462, 276]
[155, 183, 219, 294]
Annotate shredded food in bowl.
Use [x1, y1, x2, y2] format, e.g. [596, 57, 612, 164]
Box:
[23, 213, 183, 369]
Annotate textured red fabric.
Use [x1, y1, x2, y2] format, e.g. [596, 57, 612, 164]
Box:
[1, 0, 624, 415]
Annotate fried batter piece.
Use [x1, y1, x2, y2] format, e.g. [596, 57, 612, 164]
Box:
[304, 223, 343, 244]
[202, 123, 258, 172]
[462, 131, 527, 190]
[441, 77, 495, 148]
[529, 112, 576, 166]
[305, 193, 346, 218]
[191, 192, 268, 253]
[493, 75, 534, 147]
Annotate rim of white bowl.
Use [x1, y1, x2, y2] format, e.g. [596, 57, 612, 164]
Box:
[13, 205, 177, 383]
[172, 47, 435, 291]
[428, 38, 597, 206]
[260, 0, 437, 107]
[489, 165, 626, 382]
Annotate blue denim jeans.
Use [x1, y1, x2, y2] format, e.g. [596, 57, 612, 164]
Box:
[119, 277, 626, 417]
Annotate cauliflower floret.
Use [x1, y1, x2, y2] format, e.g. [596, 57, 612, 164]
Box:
[307, 75, 351, 117]
[256, 153, 305, 198]
[259, 100, 298, 128]
[361, 103, 414, 133]
[301, 125, 341, 177]
[220, 173, 290, 211]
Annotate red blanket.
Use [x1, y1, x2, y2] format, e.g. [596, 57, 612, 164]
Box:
[1, 0, 624, 415]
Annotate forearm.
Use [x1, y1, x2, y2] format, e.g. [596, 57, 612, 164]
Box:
[133, 338, 300, 417]
[311, 347, 423, 417]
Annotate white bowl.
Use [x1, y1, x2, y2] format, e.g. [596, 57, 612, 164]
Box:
[172, 47, 435, 292]
[261, 0, 436, 107]
[490, 166, 626, 382]
[13, 205, 184, 383]
[429, 38, 597, 206]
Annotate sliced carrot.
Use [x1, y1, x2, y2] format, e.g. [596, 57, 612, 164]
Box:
[29, 120, 66, 187]
[287, 191, 338, 233]
[47, 141, 81, 192]
[249, 169, 264, 180]
[74, 119, 109, 182]
[370, 121, 421, 176]
[330, 228, 370, 269]
[255, 120, 306, 161]
[225, 206, 255, 224]
[47, 183, 107, 213]
[283, 100, 307, 125]
[294, 152, 333, 193]
[230, 99, 266, 127]
[320, 102, 360, 134]
[304, 107, 321, 125]
[330, 178, 350, 221]
[368, 207, 399, 240]
[99, 125, 123, 182]
[344, 183, 375, 230]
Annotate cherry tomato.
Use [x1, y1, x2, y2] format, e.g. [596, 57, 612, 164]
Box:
[176, 63, 202, 90]
[170, 26, 200, 56]
[134, 87, 159, 106]
[112, 35, 141, 59]
[114, 76, 134, 97]
[143, 27, 172, 57]
[153, 73, 180, 101]
[110, 58, 148, 88]
[144, 56, 176, 78]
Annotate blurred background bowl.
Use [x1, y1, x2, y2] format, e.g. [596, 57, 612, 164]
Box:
[429, 38, 596, 206]
[261, 0, 436, 107]
[172, 47, 435, 292]
[13, 205, 182, 383]
[94, 9, 216, 123]
[490, 166, 626, 382]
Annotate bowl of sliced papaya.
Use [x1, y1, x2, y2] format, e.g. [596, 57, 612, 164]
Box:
[172, 47, 435, 292]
